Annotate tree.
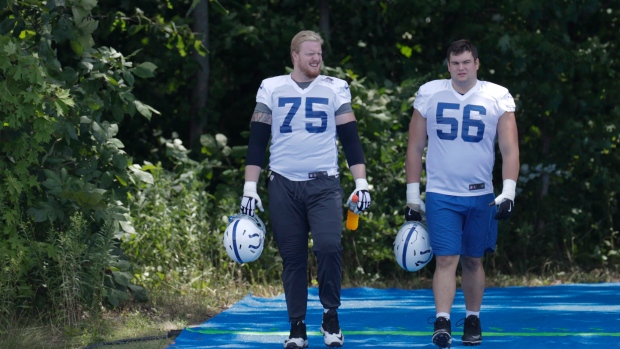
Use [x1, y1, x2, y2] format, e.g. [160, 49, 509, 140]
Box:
[0, 0, 157, 317]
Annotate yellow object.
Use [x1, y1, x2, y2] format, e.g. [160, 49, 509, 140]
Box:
[346, 210, 359, 230]
[346, 194, 359, 230]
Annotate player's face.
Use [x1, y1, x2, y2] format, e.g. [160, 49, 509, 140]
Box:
[293, 41, 322, 80]
[447, 51, 479, 91]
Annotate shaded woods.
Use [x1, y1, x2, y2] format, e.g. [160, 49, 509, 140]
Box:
[0, 0, 618, 326]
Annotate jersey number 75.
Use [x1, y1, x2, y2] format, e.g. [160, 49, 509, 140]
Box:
[279, 97, 329, 134]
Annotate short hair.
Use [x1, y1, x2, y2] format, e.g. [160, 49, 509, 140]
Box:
[447, 39, 478, 62]
[290, 30, 323, 55]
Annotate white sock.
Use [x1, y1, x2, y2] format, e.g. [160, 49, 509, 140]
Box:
[466, 310, 480, 318]
[436, 312, 450, 320]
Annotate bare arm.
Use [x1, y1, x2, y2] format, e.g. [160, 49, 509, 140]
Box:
[251, 110, 272, 124]
[405, 109, 427, 183]
[335, 111, 356, 125]
[497, 111, 520, 181]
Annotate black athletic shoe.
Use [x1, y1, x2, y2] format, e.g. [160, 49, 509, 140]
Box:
[460, 315, 482, 346]
[284, 320, 308, 348]
[432, 316, 452, 348]
[320, 309, 344, 347]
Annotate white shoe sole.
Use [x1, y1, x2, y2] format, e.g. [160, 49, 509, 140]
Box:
[320, 326, 344, 347]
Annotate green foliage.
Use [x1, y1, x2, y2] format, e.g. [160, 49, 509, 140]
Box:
[123, 133, 282, 290]
[117, 0, 619, 288]
[1, 1, 619, 324]
[0, 0, 157, 319]
[91, 0, 209, 160]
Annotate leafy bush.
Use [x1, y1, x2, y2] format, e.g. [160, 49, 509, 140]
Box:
[0, 1, 153, 320]
[123, 133, 282, 290]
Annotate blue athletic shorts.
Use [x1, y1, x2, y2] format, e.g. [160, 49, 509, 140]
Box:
[425, 192, 498, 257]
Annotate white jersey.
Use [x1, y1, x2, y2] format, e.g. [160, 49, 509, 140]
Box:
[256, 74, 351, 181]
[414, 79, 516, 196]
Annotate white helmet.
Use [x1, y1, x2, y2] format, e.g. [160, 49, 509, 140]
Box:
[223, 214, 266, 263]
[394, 221, 433, 272]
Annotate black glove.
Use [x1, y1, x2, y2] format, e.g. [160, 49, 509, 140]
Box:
[493, 199, 514, 220]
[405, 206, 423, 222]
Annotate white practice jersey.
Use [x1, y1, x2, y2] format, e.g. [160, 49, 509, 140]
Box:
[414, 79, 516, 196]
[256, 74, 351, 181]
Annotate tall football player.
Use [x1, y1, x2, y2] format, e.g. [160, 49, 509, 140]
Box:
[240, 30, 371, 348]
[405, 39, 520, 348]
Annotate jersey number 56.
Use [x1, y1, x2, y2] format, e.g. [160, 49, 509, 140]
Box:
[436, 102, 486, 143]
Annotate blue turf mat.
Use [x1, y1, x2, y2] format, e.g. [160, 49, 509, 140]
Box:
[168, 283, 620, 348]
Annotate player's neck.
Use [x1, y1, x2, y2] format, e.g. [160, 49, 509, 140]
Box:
[291, 70, 318, 83]
[451, 78, 478, 95]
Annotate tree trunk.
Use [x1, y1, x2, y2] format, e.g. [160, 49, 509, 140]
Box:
[536, 133, 552, 233]
[319, 0, 330, 40]
[318, 0, 332, 57]
[190, 0, 209, 149]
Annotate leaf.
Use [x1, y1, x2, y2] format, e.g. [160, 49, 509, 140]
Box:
[57, 88, 75, 106]
[74, 188, 106, 206]
[69, 40, 84, 57]
[132, 62, 157, 78]
[215, 133, 228, 147]
[186, 0, 201, 16]
[27, 207, 49, 223]
[115, 175, 127, 186]
[200, 134, 216, 148]
[119, 220, 136, 234]
[0, 18, 16, 35]
[127, 25, 143, 36]
[122, 70, 135, 87]
[133, 100, 151, 120]
[75, 16, 98, 35]
[210, 0, 229, 15]
[106, 288, 129, 308]
[129, 165, 154, 184]
[112, 271, 131, 287]
[112, 154, 128, 169]
[72, 0, 98, 11]
[128, 284, 149, 303]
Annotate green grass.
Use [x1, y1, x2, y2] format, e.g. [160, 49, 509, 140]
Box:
[1, 268, 619, 349]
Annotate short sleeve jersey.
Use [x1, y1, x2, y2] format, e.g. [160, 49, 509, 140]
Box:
[256, 74, 351, 181]
[413, 79, 516, 196]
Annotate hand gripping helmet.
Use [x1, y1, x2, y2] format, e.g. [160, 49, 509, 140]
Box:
[223, 214, 266, 263]
[394, 221, 433, 272]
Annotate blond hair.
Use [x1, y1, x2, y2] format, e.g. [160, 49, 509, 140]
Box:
[290, 30, 323, 61]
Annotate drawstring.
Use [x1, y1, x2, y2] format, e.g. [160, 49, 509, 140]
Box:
[294, 180, 308, 200]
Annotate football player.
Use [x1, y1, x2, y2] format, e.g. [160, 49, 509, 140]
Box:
[241, 30, 371, 348]
[405, 39, 520, 348]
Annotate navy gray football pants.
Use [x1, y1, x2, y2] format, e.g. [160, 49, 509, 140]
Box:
[268, 171, 344, 322]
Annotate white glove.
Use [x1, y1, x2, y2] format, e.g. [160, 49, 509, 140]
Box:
[406, 183, 426, 213]
[240, 181, 263, 217]
[346, 178, 371, 214]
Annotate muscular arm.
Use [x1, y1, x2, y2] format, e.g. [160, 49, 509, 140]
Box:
[497, 111, 520, 181]
[244, 111, 272, 182]
[405, 109, 427, 183]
